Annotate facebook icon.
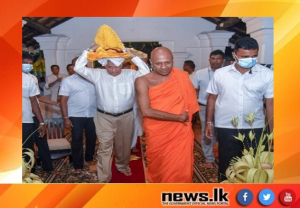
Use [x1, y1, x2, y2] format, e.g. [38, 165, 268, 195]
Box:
[237, 189, 253, 206]
[243, 192, 248, 201]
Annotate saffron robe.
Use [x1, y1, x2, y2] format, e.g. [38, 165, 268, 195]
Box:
[144, 68, 199, 183]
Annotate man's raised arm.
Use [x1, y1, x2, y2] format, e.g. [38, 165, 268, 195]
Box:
[74, 44, 100, 83]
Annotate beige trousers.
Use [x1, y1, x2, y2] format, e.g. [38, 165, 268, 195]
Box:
[94, 111, 134, 182]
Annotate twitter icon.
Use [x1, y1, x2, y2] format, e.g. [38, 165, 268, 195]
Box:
[259, 189, 275, 206]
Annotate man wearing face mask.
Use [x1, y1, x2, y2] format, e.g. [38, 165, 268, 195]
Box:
[204, 37, 273, 182]
[22, 53, 47, 164]
[22, 53, 58, 173]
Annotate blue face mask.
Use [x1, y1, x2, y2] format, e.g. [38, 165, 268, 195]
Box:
[22, 64, 33, 73]
[234, 53, 257, 68]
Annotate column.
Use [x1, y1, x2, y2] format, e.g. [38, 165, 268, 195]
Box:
[195, 32, 211, 69]
[34, 34, 60, 77]
[56, 36, 70, 75]
[241, 17, 273, 64]
[195, 31, 234, 69]
[173, 52, 191, 69]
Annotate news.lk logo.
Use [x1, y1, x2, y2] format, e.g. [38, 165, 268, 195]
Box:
[258, 189, 275, 206]
[237, 189, 253, 206]
[279, 189, 296, 206]
[161, 188, 229, 206]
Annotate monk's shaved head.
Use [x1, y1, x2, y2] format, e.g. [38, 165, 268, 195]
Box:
[151, 47, 173, 60]
[150, 47, 173, 77]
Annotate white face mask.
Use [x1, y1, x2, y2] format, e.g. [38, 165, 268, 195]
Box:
[22, 64, 33, 73]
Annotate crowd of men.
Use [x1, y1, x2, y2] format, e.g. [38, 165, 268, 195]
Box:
[22, 25, 273, 183]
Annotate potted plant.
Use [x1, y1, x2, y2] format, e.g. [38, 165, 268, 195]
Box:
[22, 127, 43, 183]
[222, 113, 274, 183]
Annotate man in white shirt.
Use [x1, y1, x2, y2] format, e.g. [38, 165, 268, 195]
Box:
[191, 50, 225, 169]
[66, 64, 75, 76]
[183, 60, 196, 77]
[59, 66, 97, 173]
[22, 53, 46, 163]
[23, 60, 59, 172]
[74, 25, 149, 182]
[45, 65, 67, 118]
[205, 37, 274, 182]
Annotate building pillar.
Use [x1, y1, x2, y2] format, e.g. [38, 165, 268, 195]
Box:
[194, 30, 234, 69]
[207, 30, 235, 52]
[34, 34, 70, 76]
[173, 52, 190, 69]
[192, 32, 211, 69]
[241, 17, 273, 64]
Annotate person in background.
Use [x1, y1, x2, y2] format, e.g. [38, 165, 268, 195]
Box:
[183, 60, 198, 126]
[60, 64, 97, 173]
[45, 65, 67, 118]
[66, 64, 75, 76]
[183, 60, 196, 78]
[191, 50, 225, 169]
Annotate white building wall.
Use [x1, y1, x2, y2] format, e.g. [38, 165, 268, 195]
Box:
[48, 17, 216, 73]
[35, 17, 273, 76]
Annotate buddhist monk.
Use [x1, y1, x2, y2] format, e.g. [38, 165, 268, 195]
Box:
[135, 47, 199, 183]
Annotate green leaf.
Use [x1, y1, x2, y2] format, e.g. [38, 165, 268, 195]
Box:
[248, 130, 255, 142]
[232, 116, 239, 127]
[233, 133, 245, 142]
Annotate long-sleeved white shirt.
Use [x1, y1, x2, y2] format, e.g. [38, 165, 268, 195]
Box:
[59, 74, 97, 117]
[74, 50, 149, 114]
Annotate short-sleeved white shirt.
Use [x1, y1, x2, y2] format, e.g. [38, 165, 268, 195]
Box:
[22, 72, 40, 123]
[206, 64, 273, 129]
[29, 73, 40, 117]
[59, 74, 97, 117]
[191, 67, 214, 105]
[45, 73, 67, 101]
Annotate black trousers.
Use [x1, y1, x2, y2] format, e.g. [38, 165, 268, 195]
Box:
[33, 117, 53, 171]
[69, 117, 97, 169]
[22, 123, 34, 163]
[215, 127, 263, 182]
